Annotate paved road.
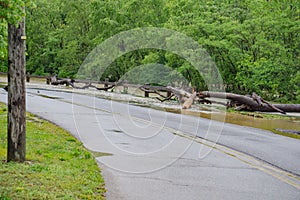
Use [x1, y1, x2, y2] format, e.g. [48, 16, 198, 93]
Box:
[1, 87, 300, 200]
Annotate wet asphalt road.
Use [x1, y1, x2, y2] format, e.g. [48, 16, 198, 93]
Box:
[1, 87, 299, 200]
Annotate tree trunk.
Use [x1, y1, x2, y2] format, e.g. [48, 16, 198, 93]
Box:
[166, 86, 194, 103]
[199, 91, 300, 113]
[7, 19, 26, 162]
[182, 92, 197, 109]
[139, 85, 300, 113]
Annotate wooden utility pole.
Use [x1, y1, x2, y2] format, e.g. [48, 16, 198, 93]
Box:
[7, 19, 26, 162]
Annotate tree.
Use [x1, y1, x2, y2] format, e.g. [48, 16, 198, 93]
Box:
[7, 19, 26, 162]
[1, 0, 33, 162]
[11, 0, 299, 103]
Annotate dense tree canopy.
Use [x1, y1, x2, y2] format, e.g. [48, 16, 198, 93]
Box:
[0, 0, 299, 102]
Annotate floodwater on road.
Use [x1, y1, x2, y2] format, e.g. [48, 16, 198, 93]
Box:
[163, 105, 300, 138]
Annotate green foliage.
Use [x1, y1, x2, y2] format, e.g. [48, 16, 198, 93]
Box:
[0, 0, 35, 71]
[0, 103, 105, 199]
[1, 0, 299, 102]
[0, 20, 8, 72]
[0, 0, 33, 24]
[292, 71, 300, 103]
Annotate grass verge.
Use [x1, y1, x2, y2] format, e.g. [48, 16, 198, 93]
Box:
[0, 103, 105, 199]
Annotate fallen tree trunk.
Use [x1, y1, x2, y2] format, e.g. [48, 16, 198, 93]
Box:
[140, 85, 300, 113]
[139, 85, 195, 107]
[182, 92, 197, 109]
[48, 75, 70, 86]
[46, 79, 300, 113]
[166, 86, 194, 104]
[199, 91, 300, 113]
[48, 75, 115, 90]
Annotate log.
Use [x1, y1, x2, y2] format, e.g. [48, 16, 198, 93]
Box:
[199, 91, 300, 113]
[182, 92, 197, 109]
[251, 92, 285, 114]
[48, 75, 116, 90]
[260, 99, 286, 114]
[166, 86, 196, 104]
[51, 79, 70, 86]
[47, 80, 300, 113]
[91, 84, 115, 91]
[139, 85, 299, 113]
[252, 92, 263, 106]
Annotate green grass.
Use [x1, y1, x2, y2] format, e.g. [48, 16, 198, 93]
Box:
[0, 103, 106, 199]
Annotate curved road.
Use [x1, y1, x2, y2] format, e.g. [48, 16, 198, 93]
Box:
[1, 87, 299, 200]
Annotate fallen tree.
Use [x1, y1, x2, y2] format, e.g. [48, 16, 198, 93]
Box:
[44, 78, 300, 113]
[48, 75, 115, 91]
[139, 85, 300, 113]
[198, 91, 300, 113]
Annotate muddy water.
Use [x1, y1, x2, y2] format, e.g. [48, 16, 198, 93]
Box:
[164, 106, 300, 137]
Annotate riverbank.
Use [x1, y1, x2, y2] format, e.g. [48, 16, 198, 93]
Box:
[0, 103, 106, 199]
